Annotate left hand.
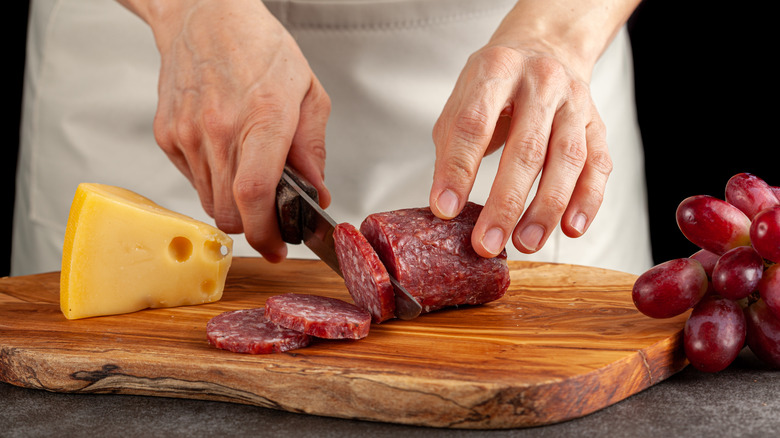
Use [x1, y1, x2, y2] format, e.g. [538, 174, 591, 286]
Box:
[428, 0, 636, 258]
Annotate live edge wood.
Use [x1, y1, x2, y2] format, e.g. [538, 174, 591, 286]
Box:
[0, 258, 688, 429]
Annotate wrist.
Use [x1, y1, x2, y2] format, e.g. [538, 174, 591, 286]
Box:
[492, 0, 640, 82]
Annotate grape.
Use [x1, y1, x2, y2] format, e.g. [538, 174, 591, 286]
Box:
[725, 172, 779, 220]
[750, 206, 780, 263]
[632, 258, 709, 319]
[684, 295, 746, 372]
[676, 195, 751, 255]
[689, 248, 719, 278]
[759, 264, 780, 319]
[771, 186, 780, 201]
[744, 299, 780, 369]
[711, 246, 764, 300]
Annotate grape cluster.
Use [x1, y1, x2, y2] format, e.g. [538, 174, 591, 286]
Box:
[632, 173, 780, 372]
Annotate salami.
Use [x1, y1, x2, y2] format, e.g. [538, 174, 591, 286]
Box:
[359, 202, 509, 313]
[265, 293, 371, 339]
[206, 308, 311, 354]
[333, 222, 396, 323]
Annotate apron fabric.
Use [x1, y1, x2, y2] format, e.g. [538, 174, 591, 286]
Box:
[13, 0, 653, 276]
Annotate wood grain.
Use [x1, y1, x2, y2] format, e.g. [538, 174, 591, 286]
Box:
[0, 258, 688, 429]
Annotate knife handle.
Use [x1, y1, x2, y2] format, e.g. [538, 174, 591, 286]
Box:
[275, 165, 319, 244]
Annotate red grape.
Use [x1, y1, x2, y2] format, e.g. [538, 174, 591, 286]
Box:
[771, 186, 780, 201]
[676, 195, 751, 255]
[689, 249, 719, 278]
[759, 263, 780, 319]
[725, 173, 779, 220]
[632, 258, 708, 319]
[745, 299, 780, 368]
[711, 246, 764, 300]
[750, 206, 780, 263]
[684, 295, 746, 372]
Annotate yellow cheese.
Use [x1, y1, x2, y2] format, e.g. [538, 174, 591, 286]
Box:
[61, 183, 233, 319]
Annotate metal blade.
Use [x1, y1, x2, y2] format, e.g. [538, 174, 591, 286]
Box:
[280, 169, 341, 275]
[278, 167, 422, 320]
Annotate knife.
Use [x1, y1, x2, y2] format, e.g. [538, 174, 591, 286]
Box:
[275, 165, 422, 320]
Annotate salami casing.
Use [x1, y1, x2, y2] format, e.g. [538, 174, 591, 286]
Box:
[265, 293, 372, 339]
[360, 202, 509, 313]
[206, 308, 311, 354]
[333, 222, 396, 323]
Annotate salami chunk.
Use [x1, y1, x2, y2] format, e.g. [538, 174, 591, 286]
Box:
[265, 293, 371, 339]
[206, 308, 310, 354]
[333, 222, 396, 323]
[359, 202, 509, 313]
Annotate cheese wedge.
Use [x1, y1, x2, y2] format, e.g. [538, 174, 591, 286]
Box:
[61, 183, 233, 319]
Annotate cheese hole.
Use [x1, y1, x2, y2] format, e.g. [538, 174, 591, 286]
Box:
[201, 279, 217, 294]
[204, 239, 229, 261]
[169, 236, 193, 262]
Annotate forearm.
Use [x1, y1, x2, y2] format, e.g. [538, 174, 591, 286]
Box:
[494, 0, 641, 81]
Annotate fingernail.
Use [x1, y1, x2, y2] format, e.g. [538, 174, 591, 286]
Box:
[571, 212, 587, 235]
[482, 227, 505, 256]
[435, 189, 459, 219]
[518, 224, 545, 252]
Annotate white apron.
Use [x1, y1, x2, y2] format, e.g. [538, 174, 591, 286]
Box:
[13, 0, 652, 276]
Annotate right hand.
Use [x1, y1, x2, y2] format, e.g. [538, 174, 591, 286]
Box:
[130, 0, 332, 262]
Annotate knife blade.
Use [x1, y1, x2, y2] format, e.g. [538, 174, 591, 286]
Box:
[275, 165, 422, 320]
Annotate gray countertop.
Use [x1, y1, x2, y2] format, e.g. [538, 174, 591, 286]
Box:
[1, 349, 777, 438]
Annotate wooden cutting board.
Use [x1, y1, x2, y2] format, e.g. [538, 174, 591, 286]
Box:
[0, 257, 688, 429]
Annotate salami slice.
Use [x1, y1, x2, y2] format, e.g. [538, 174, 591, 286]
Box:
[206, 308, 311, 354]
[359, 202, 509, 313]
[333, 222, 396, 323]
[265, 293, 371, 339]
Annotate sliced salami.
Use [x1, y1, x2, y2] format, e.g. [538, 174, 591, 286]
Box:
[333, 222, 396, 323]
[265, 293, 371, 339]
[206, 308, 311, 354]
[359, 202, 509, 313]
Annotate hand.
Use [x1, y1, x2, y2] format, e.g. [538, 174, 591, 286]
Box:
[124, 0, 332, 262]
[429, 0, 638, 258]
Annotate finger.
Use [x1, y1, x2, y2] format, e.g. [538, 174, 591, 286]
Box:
[471, 84, 557, 257]
[207, 137, 242, 234]
[559, 108, 612, 238]
[430, 49, 520, 220]
[286, 77, 332, 209]
[195, 93, 244, 234]
[155, 94, 218, 220]
[509, 92, 589, 254]
[233, 104, 298, 263]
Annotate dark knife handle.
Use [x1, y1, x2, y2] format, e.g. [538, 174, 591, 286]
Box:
[275, 165, 319, 244]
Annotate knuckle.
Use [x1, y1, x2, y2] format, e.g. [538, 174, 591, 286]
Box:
[493, 192, 527, 225]
[233, 176, 270, 206]
[588, 148, 614, 176]
[441, 148, 481, 183]
[528, 56, 567, 85]
[244, 100, 294, 138]
[173, 118, 201, 151]
[539, 188, 570, 215]
[478, 46, 523, 79]
[566, 79, 591, 103]
[558, 136, 588, 169]
[584, 183, 606, 207]
[513, 128, 548, 168]
[452, 107, 494, 145]
[432, 117, 448, 145]
[200, 106, 236, 144]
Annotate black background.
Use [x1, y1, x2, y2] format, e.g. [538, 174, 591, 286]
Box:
[3, 1, 777, 277]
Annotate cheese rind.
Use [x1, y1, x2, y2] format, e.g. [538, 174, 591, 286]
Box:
[61, 183, 233, 319]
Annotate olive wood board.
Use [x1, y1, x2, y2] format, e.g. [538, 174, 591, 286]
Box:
[0, 257, 688, 429]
